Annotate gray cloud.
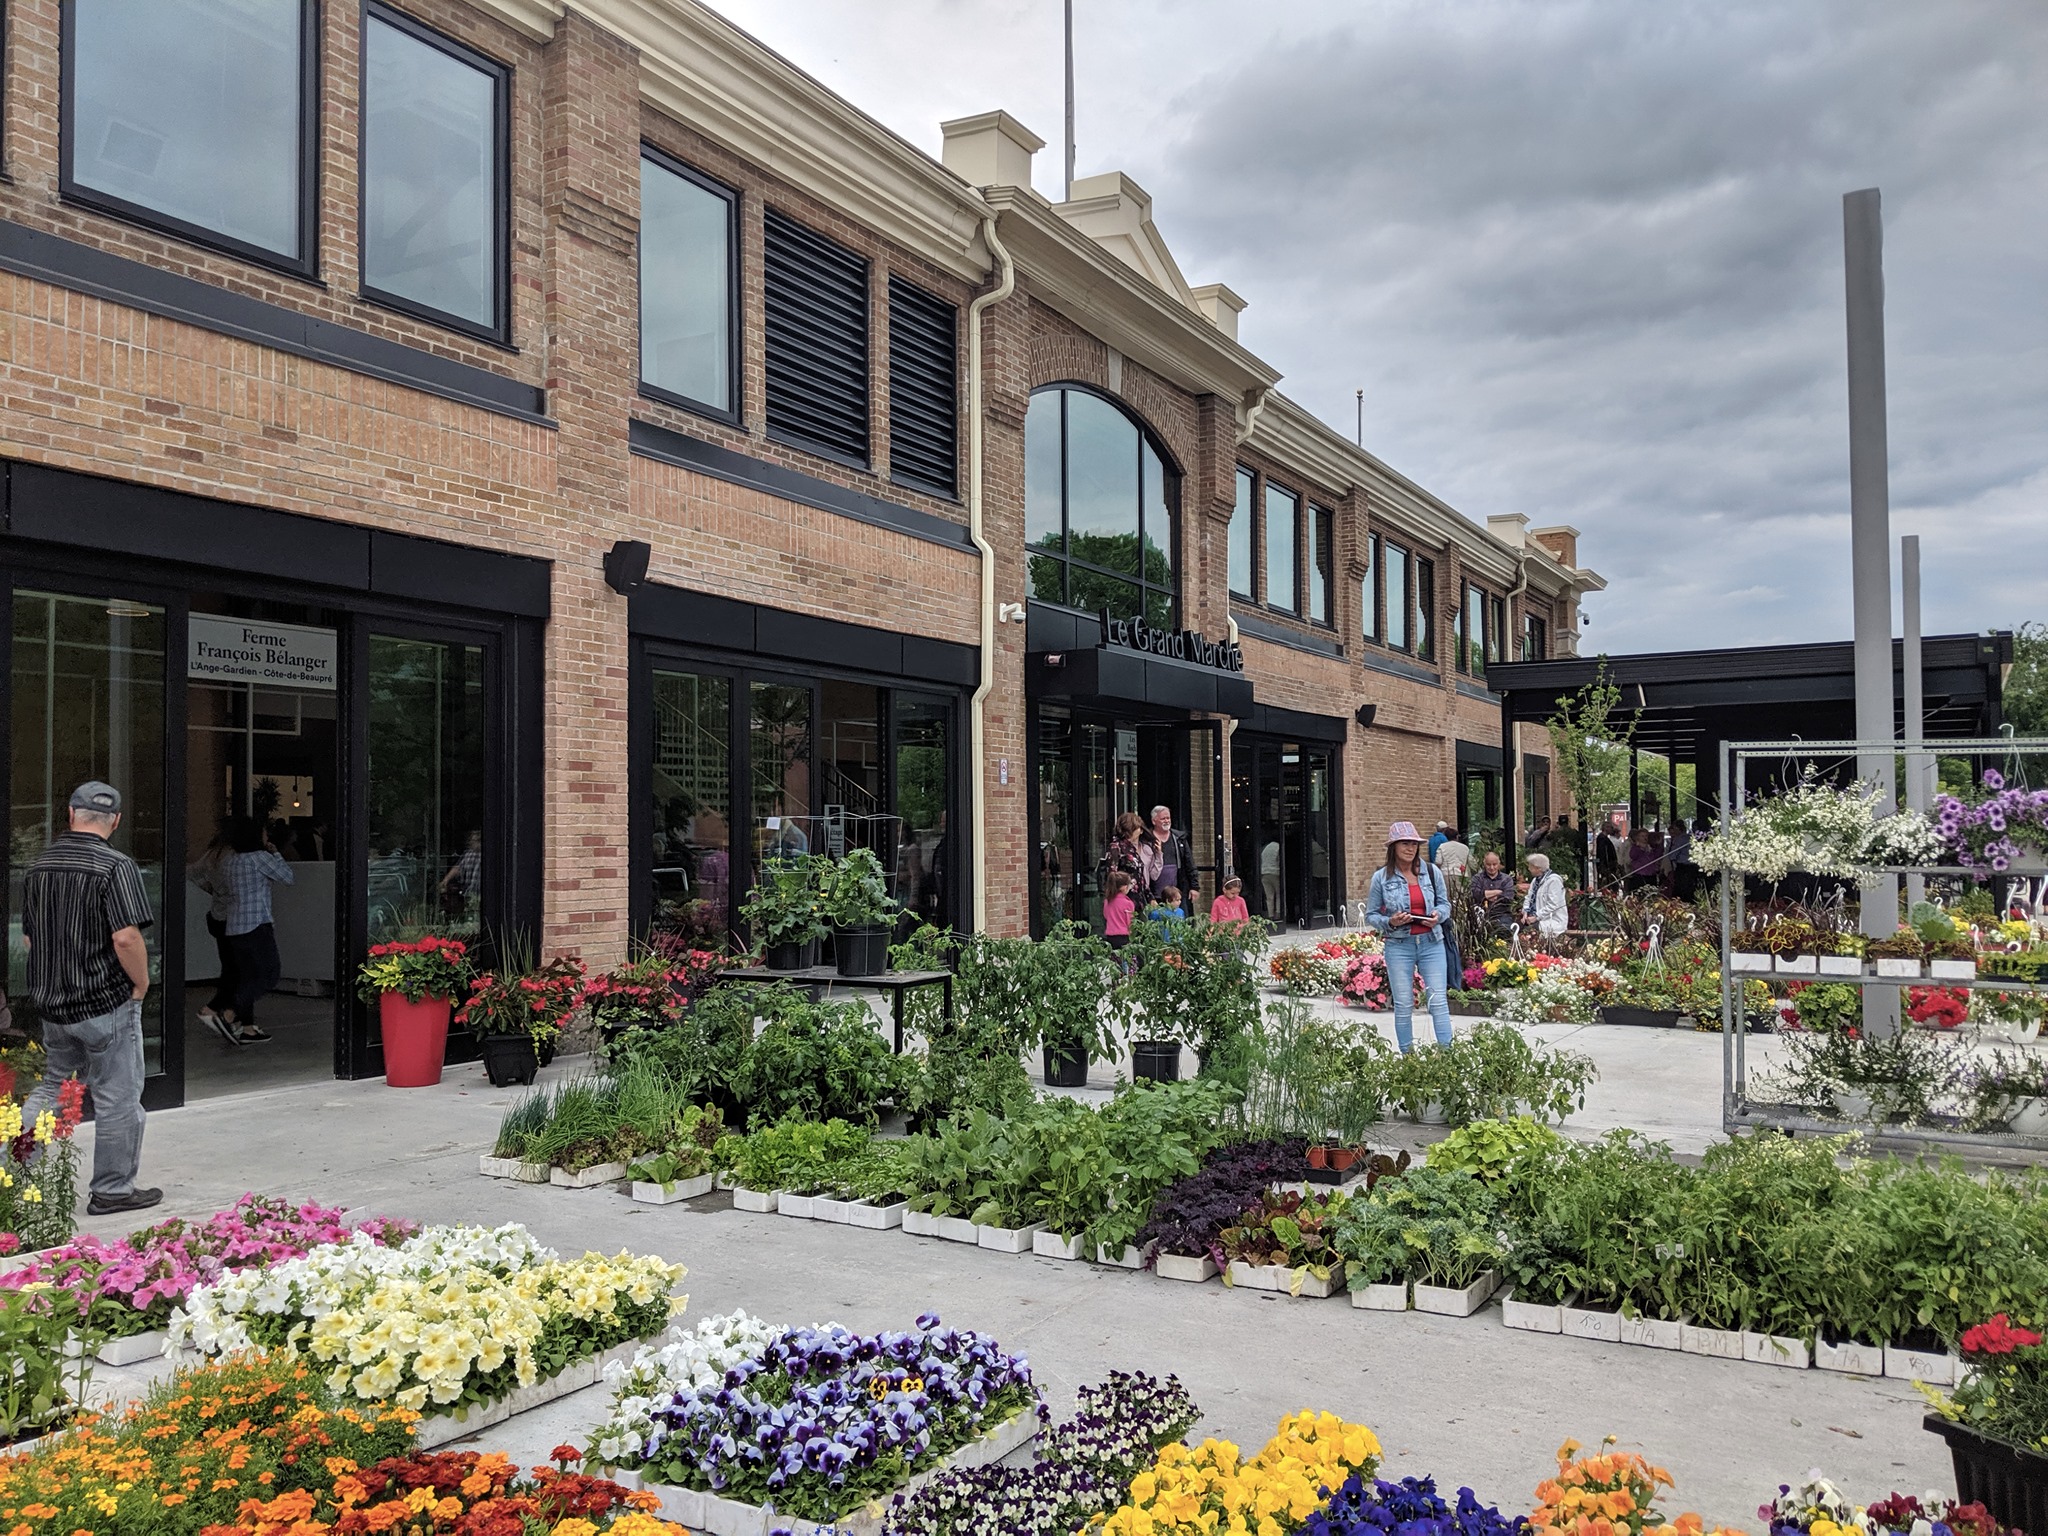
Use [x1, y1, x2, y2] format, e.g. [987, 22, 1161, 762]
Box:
[710, 0, 2048, 649]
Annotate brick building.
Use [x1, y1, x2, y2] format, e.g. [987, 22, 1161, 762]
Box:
[0, 0, 1599, 1103]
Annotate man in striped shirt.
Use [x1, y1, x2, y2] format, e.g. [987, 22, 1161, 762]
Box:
[19, 781, 161, 1215]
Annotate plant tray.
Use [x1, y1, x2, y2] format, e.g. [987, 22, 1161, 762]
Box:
[1619, 1312, 1685, 1351]
[1730, 953, 1773, 973]
[1413, 1272, 1499, 1317]
[1033, 1230, 1084, 1260]
[935, 1216, 981, 1245]
[1226, 1261, 1338, 1297]
[1095, 1243, 1147, 1269]
[630, 1174, 715, 1205]
[731, 1186, 778, 1213]
[1886, 1343, 1958, 1386]
[847, 1199, 907, 1231]
[1153, 1253, 1218, 1284]
[902, 1209, 939, 1237]
[1924, 1414, 2048, 1536]
[1679, 1323, 1743, 1360]
[811, 1196, 862, 1224]
[1500, 1292, 1564, 1334]
[1351, 1282, 1410, 1312]
[417, 1336, 653, 1451]
[1774, 954, 1818, 974]
[1875, 957, 1924, 979]
[616, 1405, 1040, 1536]
[777, 1193, 817, 1219]
[478, 1155, 549, 1182]
[70, 1328, 167, 1366]
[1814, 1337, 1886, 1376]
[551, 1162, 627, 1189]
[1818, 956, 1865, 977]
[1561, 1301, 1621, 1343]
[977, 1221, 1046, 1255]
[1930, 959, 1979, 980]
[1743, 1331, 1811, 1370]
[1596, 1006, 1686, 1029]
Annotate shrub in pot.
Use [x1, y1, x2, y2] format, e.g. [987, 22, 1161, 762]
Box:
[356, 935, 474, 1088]
[741, 854, 828, 970]
[818, 849, 901, 978]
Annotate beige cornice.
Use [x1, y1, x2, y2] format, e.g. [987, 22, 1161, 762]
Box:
[471, 0, 995, 280]
[984, 187, 1278, 407]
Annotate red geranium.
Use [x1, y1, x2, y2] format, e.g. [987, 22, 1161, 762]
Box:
[1960, 1313, 2043, 1355]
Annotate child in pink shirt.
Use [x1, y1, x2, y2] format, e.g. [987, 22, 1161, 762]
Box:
[1208, 875, 1250, 925]
[1102, 870, 1136, 950]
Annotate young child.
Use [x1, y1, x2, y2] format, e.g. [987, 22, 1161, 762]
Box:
[1208, 875, 1250, 925]
[1102, 870, 1136, 951]
[1146, 885, 1186, 935]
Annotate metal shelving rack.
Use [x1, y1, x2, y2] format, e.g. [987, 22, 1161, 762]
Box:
[1716, 736, 2048, 1155]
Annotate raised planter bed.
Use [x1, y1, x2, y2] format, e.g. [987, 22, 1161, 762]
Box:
[1743, 1331, 1811, 1370]
[1095, 1243, 1146, 1269]
[977, 1221, 1046, 1255]
[847, 1198, 907, 1231]
[1414, 1272, 1499, 1317]
[1350, 1281, 1410, 1312]
[902, 1209, 939, 1237]
[731, 1186, 779, 1213]
[1153, 1252, 1218, 1284]
[1814, 1336, 1886, 1376]
[1680, 1323, 1743, 1360]
[479, 1155, 550, 1182]
[1033, 1230, 1084, 1260]
[934, 1216, 981, 1245]
[551, 1161, 627, 1189]
[616, 1404, 1040, 1536]
[1886, 1342, 1959, 1386]
[1501, 1291, 1564, 1335]
[777, 1192, 817, 1220]
[1226, 1261, 1338, 1297]
[1561, 1299, 1621, 1343]
[417, 1336, 653, 1451]
[1618, 1311, 1684, 1351]
[1924, 1414, 2048, 1536]
[631, 1174, 715, 1205]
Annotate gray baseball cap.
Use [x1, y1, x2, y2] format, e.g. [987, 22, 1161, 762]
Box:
[69, 781, 121, 814]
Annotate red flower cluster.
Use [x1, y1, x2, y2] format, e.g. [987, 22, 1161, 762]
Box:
[1906, 986, 1969, 1029]
[367, 935, 469, 959]
[1960, 1313, 2043, 1356]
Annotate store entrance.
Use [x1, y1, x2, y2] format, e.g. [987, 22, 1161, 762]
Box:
[1031, 708, 1222, 936]
[1230, 735, 1341, 929]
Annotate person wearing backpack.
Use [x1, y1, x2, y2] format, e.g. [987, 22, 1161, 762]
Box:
[1363, 821, 1456, 1052]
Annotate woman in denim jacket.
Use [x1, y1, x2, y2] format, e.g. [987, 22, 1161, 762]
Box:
[1362, 820, 1456, 1052]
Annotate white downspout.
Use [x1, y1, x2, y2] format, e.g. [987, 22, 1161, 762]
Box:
[1217, 386, 1271, 887]
[967, 214, 1015, 933]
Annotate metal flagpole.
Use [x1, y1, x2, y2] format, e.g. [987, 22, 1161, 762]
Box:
[1844, 188, 1901, 1037]
[1063, 0, 1076, 202]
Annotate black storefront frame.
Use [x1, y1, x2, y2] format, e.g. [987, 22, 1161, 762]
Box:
[1228, 729, 1345, 930]
[1, 465, 547, 1104]
[629, 634, 973, 945]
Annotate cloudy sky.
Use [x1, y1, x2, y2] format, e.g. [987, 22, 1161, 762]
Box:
[710, 0, 2048, 652]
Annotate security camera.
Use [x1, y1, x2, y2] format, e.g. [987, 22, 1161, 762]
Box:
[997, 602, 1026, 624]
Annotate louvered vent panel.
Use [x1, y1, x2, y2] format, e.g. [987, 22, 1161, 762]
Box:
[887, 276, 958, 497]
[764, 207, 870, 464]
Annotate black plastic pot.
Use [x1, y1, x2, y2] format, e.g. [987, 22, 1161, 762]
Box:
[1133, 1040, 1181, 1083]
[764, 937, 820, 972]
[1925, 1415, 2048, 1534]
[1042, 1043, 1088, 1088]
[834, 924, 892, 978]
[481, 1032, 539, 1087]
[1597, 1006, 1686, 1029]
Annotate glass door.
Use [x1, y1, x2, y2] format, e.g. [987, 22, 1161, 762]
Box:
[6, 587, 181, 1108]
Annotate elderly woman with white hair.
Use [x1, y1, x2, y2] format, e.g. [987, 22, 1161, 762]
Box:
[1519, 852, 1570, 940]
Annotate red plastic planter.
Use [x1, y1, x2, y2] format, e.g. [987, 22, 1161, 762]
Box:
[380, 994, 451, 1087]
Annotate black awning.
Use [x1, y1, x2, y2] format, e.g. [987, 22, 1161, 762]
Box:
[1029, 644, 1253, 718]
[1242, 702, 1348, 742]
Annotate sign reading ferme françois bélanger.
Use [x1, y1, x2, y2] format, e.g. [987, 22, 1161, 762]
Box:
[1098, 612, 1244, 674]
[188, 616, 338, 691]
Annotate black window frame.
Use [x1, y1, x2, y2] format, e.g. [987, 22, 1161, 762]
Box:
[1307, 502, 1334, 628]
[1487, 593, 1506, 667]
[1522, 611, 1548, 662]
[1228, 466, 1256, 601]
[59, 0, 323, 281]
[1460, 581, 1487, 675]
[1263, 478, 1300, 614]
[1361, 531, 1380, 643]
[886, 273, 961, 500]
[1415, 555, 1437, 662]
[357, 1, 514, 347]
[1383, 539, 1411, 652]
[636, 142, 741, 426]
[1024, 381, 1180, 628]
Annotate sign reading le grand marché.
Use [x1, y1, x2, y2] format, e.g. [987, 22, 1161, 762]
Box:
[1098, 611, 1244, 674]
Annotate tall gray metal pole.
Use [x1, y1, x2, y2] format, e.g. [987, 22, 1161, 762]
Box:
[1902, 534, 1929, 909]
[1063, 0, 1075, 201]
[1845, 187, 1900, 1033]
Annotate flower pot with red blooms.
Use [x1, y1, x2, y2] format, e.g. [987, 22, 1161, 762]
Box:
[1924, 1315, 2048, 1533]
[583, 951, 697, 1047]
[456, 955, 586, 1087]
[355, 936, 475, 1088]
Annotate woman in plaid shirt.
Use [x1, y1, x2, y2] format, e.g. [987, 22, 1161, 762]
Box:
[212, 816, 294, 1045]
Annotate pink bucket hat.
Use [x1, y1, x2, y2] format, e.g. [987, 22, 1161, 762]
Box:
[1386, 821, 1423, 846]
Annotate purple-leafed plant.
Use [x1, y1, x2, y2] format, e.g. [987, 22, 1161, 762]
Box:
[1136, 1137, 1308, 1260]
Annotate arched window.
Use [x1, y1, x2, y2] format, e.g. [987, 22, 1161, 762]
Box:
[1024, 384, 1178, 628]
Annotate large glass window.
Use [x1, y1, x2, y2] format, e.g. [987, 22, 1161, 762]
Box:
[1462, 585, 1486, 676]
[1488, 595, 1507, 668]
[1415, 557, 1437, 662]
[1264, 483, 1298, 612]
[1522, 613, 1548, 662]
[364, 635, 487, 946]
[639, 151, 736, 417]
[893, 695, 951, 930]
[1362, 533, 1380, 642]
[649, 669, 732, 947]
[66, 0, 313, 268]
[361, 5, 508, 338]
[1228, 468, 1254, 599]
[1384, 542, 1409, 651]
[1309, 504, 1333, 625]
[1022, 386, 1177, 628]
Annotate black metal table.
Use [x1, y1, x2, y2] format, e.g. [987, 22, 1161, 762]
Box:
[711, 966, 954, 1052]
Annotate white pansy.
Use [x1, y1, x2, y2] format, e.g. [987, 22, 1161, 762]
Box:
[589, 1309, 783, 1468]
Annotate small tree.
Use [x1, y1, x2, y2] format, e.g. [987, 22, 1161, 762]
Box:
[1545, 657, 1638, 890]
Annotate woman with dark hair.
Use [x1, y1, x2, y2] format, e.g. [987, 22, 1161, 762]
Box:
[1362, 821, 1455, 1053]
[185, 816, 241, 1044]
[220, 814, 293, 1044]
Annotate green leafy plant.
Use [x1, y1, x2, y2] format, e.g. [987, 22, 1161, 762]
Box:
[727, 987, 918, 1128]
[1332, 1167, 1503, 1289]
[1866, 930, 1928, 961]
[723, 1118, 874, 1194]
[896, 1109, 1008, 1220]
[1218, 1190, 1351, 1287]
[817, 849, 901, 931]
[1114, 916, 1264, 1086]
[1424, 1116, 1566, 1181]
[1236, 998, 1390, 1144]
[740, 853, 828, 949]
[491, 1088, 551, 1161]
[0, 1285, 90, 1442]
[1790, 982, 1862, 1035]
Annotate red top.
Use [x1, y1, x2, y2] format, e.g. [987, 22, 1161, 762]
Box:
[1208, 893, 1249, 924]
[1408, 879, 1429, 918]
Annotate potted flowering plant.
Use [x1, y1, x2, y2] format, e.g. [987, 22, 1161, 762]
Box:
[582, 951, 692, 1044]
[1935, 767, 2048, 873]
[1867, 930, 1927, 979]
[817, 848, 900, 978]
[1924, 1314, 2048, 1532]
[458, 954, 587, 1086]
[1729, 927, 1773, 973]
[354, 935, 474, 1088]
[1966, 1051, 2048, 1136]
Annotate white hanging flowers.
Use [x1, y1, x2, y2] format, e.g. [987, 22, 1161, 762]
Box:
[1692, 770, 1944, 882]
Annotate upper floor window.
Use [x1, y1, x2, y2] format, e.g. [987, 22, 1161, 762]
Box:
[362, 5, 510, 340]
[1025, 385, 1177, 629]
[639, 148, 737, 419]
[64, 0, 318, 274]
[1308, 503, 1333, 626]
[1228, 468, 1254, 599]
[1362, 533, 1380, 642]
[1264, 482, 1298, 612]
[1487, 594, 1506, 668]
[1522, 613, 1548, 662]
[763, 208, 870, 465]
[1384, 541, 1410, 651]
[1414, 556, 1437, 662]
[1460, 583, 1487, 676]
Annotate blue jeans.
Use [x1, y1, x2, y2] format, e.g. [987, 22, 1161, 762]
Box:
[25, 998, 147, 1197]
[1383, 934, 1454, 1052]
